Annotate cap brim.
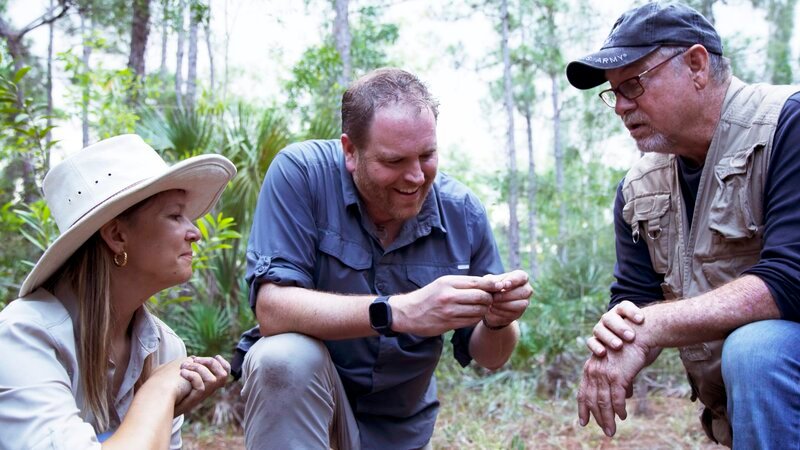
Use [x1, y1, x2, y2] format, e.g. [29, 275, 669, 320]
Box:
[18, 154, 236, 297]
[566, 45, 660, 90]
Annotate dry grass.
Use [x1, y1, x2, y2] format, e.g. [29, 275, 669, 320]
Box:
[431, 372, 722, 450]
[183, 349, 720, 449]
[184, 379, 722, 449]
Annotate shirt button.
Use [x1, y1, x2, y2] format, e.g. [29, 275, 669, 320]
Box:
[376, 282, 386, 291]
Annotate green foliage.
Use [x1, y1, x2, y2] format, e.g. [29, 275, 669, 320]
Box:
[137, 106, 216, 160]
[173, 301, 233, 357]
[14, 200, 58, 254]
[59, 39, 140, 139]
[192, 212, 242, 271]
[765, 0, 797, 84]
[284, 4, 399, 135]
[0, 56, 59, 305]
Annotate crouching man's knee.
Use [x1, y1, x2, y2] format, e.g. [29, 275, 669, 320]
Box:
[242, 332, 331, 395]
[722, 320, 800, 449]
[240, 333, 343, 450]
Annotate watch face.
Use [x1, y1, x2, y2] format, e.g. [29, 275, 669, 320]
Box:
[369, 301, 390, 327]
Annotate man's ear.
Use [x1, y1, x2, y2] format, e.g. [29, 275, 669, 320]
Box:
[99, 218, 127, 254]
[341, 133, 357, 174]
[686, 44, 710, 89]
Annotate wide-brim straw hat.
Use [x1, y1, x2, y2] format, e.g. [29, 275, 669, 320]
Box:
[19, 134, 236, 297]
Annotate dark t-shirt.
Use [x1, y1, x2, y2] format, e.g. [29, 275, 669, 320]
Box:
[610, 92, 800, 322]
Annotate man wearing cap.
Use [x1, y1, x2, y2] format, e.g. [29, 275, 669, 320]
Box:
[565, 2, 800, 448]
[232, 68, 532, 449]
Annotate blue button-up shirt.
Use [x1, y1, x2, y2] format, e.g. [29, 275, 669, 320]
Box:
[236, 140, 503, 449]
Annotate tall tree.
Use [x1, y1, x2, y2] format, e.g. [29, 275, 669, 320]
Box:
[333, 0, 352, 87]
[186, 1, 200, 110]
[537, 0, 566, 263]
[46, 0, 56, 156]
[78, 3, 92, 146]
[159, 0, 169, 76]
[127, 0, 151, 81]
[500, 0, 521, 269]
[205, 2, 214, 95]
[516, 0, 540, 278]
[175, 0, 186, 107]
[0, 0, 70, 98]
[759, 0, 797, 84]
[0, 0, 70, 201]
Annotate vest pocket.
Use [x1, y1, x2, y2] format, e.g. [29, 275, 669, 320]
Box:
[622, 193, 672, 274]
[708, 144, 764, 240]
[703, 144, 764, 286]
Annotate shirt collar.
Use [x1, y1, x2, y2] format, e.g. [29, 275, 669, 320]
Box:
[54, 279, 161, 354]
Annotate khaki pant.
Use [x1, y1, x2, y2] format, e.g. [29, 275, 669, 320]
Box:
[241, 333, 361, 450]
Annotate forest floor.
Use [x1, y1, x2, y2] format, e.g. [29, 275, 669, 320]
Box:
[184, 389, 721, 449]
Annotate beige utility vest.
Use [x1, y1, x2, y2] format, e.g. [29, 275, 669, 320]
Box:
[620, 77, 796, 446]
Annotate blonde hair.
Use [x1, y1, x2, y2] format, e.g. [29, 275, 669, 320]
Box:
[46, 230, 154, 432]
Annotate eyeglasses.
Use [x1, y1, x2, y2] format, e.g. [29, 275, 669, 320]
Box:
[598, 51, 686, 108]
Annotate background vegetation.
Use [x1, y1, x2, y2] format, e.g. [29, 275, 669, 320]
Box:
[1, 0, 798, 447]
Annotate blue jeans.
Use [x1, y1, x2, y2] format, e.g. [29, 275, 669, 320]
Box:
[722, 320, 800, 450]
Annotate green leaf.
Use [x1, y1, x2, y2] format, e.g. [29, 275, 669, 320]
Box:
[12, 66, 31, 84]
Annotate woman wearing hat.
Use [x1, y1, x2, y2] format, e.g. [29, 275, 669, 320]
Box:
[0, 135, 237, 449]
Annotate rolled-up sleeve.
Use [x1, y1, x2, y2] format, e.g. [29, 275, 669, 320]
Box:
[245, 149, 321, 309]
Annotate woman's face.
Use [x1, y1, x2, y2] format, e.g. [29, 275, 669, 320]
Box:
[117, 190, 200, 293]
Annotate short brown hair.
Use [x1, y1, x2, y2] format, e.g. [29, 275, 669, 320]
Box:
[341, 68, 439, 149]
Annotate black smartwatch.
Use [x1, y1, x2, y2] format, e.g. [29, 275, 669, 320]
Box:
[369, 296, 397, 337]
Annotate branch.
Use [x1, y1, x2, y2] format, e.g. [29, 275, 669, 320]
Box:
[17, 0, 72, 38]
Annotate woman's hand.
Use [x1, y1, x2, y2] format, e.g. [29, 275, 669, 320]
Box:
[173, 355, 231, 417]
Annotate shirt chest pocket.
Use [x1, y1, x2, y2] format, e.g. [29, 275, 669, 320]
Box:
[316, 231, 372, 291]
[622, 193, 673, 274]
[406, 263, 470, 289]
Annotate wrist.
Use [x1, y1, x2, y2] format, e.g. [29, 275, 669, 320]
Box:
[387, 295, 407, 333]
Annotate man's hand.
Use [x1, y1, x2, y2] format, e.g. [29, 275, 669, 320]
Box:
[481, 270, 532, 328]
[587, 300, 645, 357]
[577, 339, 650, 437]
[391, 275, 498, 336]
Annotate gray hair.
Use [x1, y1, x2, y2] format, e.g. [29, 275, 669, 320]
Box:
[656, 46, 731, 85]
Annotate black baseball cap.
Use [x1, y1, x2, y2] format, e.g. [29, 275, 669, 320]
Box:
[566, 2, 723, 90]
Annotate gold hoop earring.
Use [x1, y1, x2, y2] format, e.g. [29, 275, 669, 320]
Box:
[113, 251, 128, 267]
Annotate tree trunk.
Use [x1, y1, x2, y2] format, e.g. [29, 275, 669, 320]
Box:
[160, 0, 169, 77]
[551, 72, 566, 263]
[223, 0, 230, 103]
[501, 0, 520, 269]
[333, 0, 351, 87]
[80, 12, 91, 147]
[524, 103, 538, 278]
[175, 0, 186, 108]
[46, 0, 54, 165]
[186, 4, 199, 110]
[128, 0, 151, 80]
[205, 6, 215, 95]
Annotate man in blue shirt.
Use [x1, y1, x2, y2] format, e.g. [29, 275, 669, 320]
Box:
[234, 68, 532, 449]
[565, 3, 800, 448]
